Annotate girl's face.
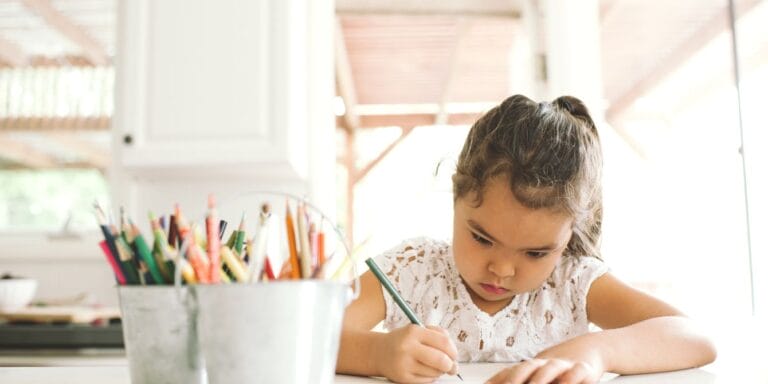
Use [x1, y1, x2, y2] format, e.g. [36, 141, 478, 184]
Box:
[452, 177, 573, 313]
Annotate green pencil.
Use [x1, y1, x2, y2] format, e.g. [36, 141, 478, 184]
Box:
[365, 258, 463, 381]
[129, 222, 166, 284]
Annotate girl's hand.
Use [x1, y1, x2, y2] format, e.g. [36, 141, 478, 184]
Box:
[486, 336, 605, 384]
[374, 324, 459, 383]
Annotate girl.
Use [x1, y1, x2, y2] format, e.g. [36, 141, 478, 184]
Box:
[336, 95, 716, 384]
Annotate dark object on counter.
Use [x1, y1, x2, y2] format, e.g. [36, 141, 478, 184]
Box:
[0, 321, 123, 349]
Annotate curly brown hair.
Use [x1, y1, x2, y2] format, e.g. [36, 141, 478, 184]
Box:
[452, 95, 603, 258]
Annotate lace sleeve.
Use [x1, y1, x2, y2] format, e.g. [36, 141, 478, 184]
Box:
[568, 256, 609, 322]
[373, 238, 439, 330]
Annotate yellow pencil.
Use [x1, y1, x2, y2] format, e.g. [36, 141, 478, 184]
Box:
[221, 246, 248, 282]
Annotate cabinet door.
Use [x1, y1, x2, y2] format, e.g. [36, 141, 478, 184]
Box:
[115, 0, 307, 179]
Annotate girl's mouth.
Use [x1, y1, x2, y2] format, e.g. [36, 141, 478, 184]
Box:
[479, 283, 509, 295]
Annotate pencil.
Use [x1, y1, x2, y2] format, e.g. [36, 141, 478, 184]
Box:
[99, 240, 126, 284]
[149, 212, 173, 283]
[285, 201, 301, 279]
[365, 258, 463, 381]
[206, 194, 221, 283]
[296, 203, 312, 278]
[220, 246, 248, 282]
[129, 221, 166, 284]
[247, 205, 270, 283]
[112, 228, 141, 284]
[93, 202, 132, 284]
[218, 219, 228, 241]
[233, 212, 246, 255]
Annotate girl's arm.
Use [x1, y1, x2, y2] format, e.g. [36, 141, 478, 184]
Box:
[580, 272, 716, 373]
[336, 270, 458, 383]
[487, 273, 716, 384]
[336, 270, 388, 376]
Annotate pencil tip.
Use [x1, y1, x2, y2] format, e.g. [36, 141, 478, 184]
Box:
[457, 373, 464, 381]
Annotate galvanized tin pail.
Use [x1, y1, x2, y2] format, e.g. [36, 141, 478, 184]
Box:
[195, 281, 352, 384]
[117, 286, 206, 384]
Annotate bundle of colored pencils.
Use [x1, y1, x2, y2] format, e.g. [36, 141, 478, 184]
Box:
[94, 194, 332, 285]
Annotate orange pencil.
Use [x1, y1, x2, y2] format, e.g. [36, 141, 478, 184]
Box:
[317, 230, 325, 266]
[285, 201, 301, 279]
[175, 203, 191, 242]
[206, 194, 221, 283]
[186, 229, 211, 283]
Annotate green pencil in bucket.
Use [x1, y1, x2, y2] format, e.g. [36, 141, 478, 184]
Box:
[365, 258, 464, 381]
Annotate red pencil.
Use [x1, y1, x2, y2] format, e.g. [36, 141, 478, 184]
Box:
[99, 240, 126, 284]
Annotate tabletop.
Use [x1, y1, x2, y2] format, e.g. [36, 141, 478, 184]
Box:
[0, 363, 757, 384]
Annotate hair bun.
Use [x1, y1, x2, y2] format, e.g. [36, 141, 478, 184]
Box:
[553, 96, 597, 133]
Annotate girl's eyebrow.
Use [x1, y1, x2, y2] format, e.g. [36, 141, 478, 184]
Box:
[467, 219, 504, 246]
[467, 219, 560, 251]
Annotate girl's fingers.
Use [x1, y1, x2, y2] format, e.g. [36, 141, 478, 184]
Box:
[423, 326, 459, 360]
[556, 362, 595, 384]
[406, 373, 441, 384]
[411, 359, 449, 379]
[486, 359, 547, 384]
[412, 343, 455, 374]
[525, 359, 571, 384]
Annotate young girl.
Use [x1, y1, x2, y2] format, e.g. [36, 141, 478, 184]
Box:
[336, 95, 716, 384]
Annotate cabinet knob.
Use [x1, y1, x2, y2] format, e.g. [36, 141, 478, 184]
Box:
[123, 134, 133, 145]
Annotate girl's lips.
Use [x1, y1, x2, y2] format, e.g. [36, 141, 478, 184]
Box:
[479, 283, 509, 295]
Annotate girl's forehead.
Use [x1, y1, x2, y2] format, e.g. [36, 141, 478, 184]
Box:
[458, 179, 573, 243]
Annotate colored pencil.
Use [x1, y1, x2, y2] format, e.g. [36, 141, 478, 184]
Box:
[206, 195, 221, 283]
[99, 240, 126, 284]
[285, 201, 301, 279]
[296, 203, 313, 278]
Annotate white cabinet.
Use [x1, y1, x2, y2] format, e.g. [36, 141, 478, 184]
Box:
[111, 0, 336, 222]
[114, 0, 315, 181]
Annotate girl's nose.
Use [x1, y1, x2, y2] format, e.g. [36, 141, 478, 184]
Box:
[488, 258, 515, 278]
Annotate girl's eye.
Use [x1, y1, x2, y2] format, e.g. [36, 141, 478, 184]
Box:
[471, 232, 493, 246]
[526, 251, 548, 259]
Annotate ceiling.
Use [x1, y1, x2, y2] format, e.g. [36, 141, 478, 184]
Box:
[0, 0, 764, 170]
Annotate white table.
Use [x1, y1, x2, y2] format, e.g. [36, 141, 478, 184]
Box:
[0, 363, 761, 384]
[1, 317, 764, 383]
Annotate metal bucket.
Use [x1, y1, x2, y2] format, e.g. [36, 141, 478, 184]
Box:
[195, 281, 352, 384]
[117, 286, 206, 384]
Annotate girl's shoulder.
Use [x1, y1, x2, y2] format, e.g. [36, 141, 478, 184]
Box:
[546, 255, 609, 297]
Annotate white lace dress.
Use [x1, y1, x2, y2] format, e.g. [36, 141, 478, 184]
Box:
[374, 237, 609, 363]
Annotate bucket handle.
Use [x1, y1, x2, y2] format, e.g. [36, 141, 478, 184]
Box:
[173, 236, 193, 303]
[172, 191, 361, 303]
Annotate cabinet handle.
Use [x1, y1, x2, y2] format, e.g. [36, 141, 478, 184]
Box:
[123, 134, 133, 145]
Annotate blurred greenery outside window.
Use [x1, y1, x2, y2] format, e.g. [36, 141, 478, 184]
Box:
[0, 170, 109, 233]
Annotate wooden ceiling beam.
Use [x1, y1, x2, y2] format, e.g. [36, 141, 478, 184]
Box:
[352, 125, 415, 184]
[0, 35, 28, 66]
[605, 0, 762, 123]
[335, 18, 360, 133]
[358, 112, 480, 128]
[46, 133, 109, 169]
[22, 0, 109, 66]
[0, 135, 57, 168]
[336, 0, 521, 17]
[436, 19, 470, 125]
[0, 117, 111, 132]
